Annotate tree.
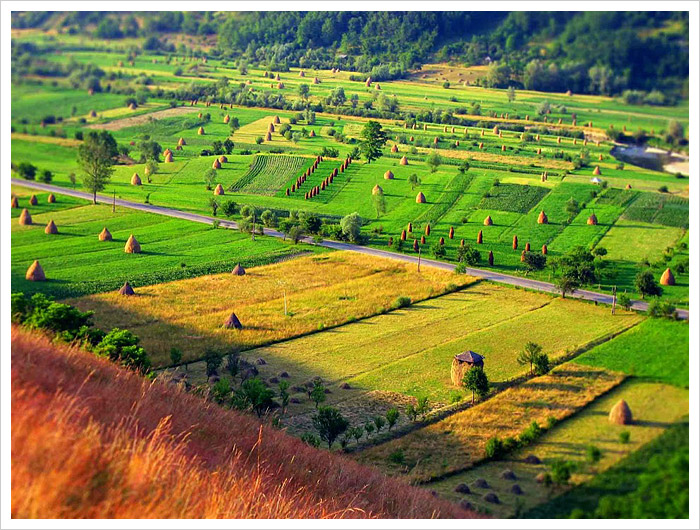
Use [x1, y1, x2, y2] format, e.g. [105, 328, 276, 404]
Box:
[223, 138, 234, 154]
[386, 408, 400, 430]
[556, 272, 579, 299]
[518, 341, 543, 376]
[667, 120, 684, 142]
[373, 415, 386, 432]
[298, 83, 310, 101]
[426, 151, 442, 172]
[522, 251, 547, 272]
[359, 120, 387, 163]
[301, 212, 322, 233]
[507, 86, 516, 102]
[416, 396, 430, 418]
[313, 406, 349, 449]
[408, 173, 421, 190]
[234, 377, 275, 417]
[458, 160, 470, 173]
[533, 352, 550, 376]
[145, 160, 159, 182]
[169, 347, 182, 365]
[38, 169, 53, 184]
[431, 240, 446, 259]
[278, 380, 290, 413]
[635, 269, 662, 299]
[327, 86, 346, 106]
[405, 403, 418, 422]
[204, 168, 217, 190]
[462, 366, 489, 404]
[457, 244, 480, 266]
[565, 197, 580, 220]
[310, 381, 326, 408]
[78, 131, 117, 204]
[260, 209, 277, 228]
[372, 188, 386, 218]
[340, 212, 362, 243]
[221, 200, 236, 218]
[208, 197, 219, 216]
[137, 138, 162, 162]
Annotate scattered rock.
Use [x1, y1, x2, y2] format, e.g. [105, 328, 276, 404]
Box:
[472, 478, 489, 489]
[279, 371, 290, 378]
[269, 377, 280, 384]
[483, 492, 500, 504]
[511, 484, 523, 495]
[255, 358, 267, 365]
[340, 382, 351, 389]
[500, 469, 517, 480]
[459, 500, 474, 511]
[524, 454, 541, 465]
[455, 483, 471, 494]
[290, 397, 301, 404]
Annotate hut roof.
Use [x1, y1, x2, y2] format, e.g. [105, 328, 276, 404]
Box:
[590, 177, 602, 184]
[454, 351, 484, 364]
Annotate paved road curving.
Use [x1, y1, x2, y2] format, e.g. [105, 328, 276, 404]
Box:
[12, 178, 688, 320]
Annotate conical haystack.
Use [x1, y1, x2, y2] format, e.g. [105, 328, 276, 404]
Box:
[587, 213, 598, 225]
[45, 220, 58, 234]
[11, 196, 19, 208]
[609, 400, 633, 425]
[512, 235, 518, 250]
[124, 234, 141, 254]
[214, 184, 225, 195]
[118, 281, 135, 296]
[521, 250, 526, 262]
[219, 155, 228, 163]
[48, 193, 56, 203]
[449, 226, 454, 239]
[537, 211, 548, 224]
[484, 215, 493, 226]
[477, 230, 483, 244]
[99, 227, 112, 241]
[542, 244, 548, 255]
[197, 126, 205, 135]
[164, 152, 174, 163]
[400, 230, 407, 241]
[384, 170, 394, 180]
[212, 158, 221, 170]
[128, 102, 137, 110]
[391, 144, 398, 153]
[223, 115, 230, 124]
[416, 192, 426, 204]
[660, 268, 676, 286]
[131, 173, 142, 186]
[592, 166, 601, 176]
[89, 110, 97, 118]
[265, 131, 272, 141]
[420, 235, 426, 244]
[310, 130, 316, 137]
[232, 263, 246, 276]
[19, 209, 32, 225]
[399, 156, 408, 165]
[273, 116, 281, 124]
[25, 260, 45, 281]
[178, 137, 186, 146]
[525, 242, 531, 252]
[223, 312, 243, 330]
[372, 184, 383, 195]
[488, 251, 494, 266]
[407, 222, 413, 232]
[313, 77, 320, 84]
[29, 195, 38, 206]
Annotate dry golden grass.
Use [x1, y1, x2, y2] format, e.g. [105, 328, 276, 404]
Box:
[357, 363, 625, 482]
[11, 326, 477, 519]
[10, 133, 82, 147]
[68, 252, 475, 366]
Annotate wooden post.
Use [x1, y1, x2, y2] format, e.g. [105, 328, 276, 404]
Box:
[112, 190, 116, 213]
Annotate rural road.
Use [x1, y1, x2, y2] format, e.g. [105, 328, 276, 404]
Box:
[12, 179, 689, 320]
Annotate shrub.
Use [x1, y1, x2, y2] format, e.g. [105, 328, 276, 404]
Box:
[388, 448, 405, 465]
[300, 432, 321, 448]
[393, 296, 411, 309]
[519, 420, 543, 445]
[619, 431, 631, 444]
[485, 437, 505, 459]
[586, 445, 602, 464]
[550, 459, 576, 484]
[94, 328, 151, 373]
[617, 293, 632, 311]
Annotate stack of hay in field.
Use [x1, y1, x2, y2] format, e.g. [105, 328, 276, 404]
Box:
[178, 137, 186, 146]
[198, 127, 205, 135]
[488, 251, 494, 266]
[593, 166, 601, 176]
[131, 173, 142, 186]
[89, 110, 97, 118]
[365, 77, 372, 87]
[525, 242, 531, 252]
[223, 312, 243, 329]
[11, 196, 19, 208]
[660, 268, 676, 286]
[212, 158, 221, 170]
[512, 235, 518, 250]
[165, 151, 174, 162]
[25, 260, 45, 281]
[609, 400, 632, 424]
[219, 155, 228, 163]
[273, 116, 281, 124]
[542, 244, 548, 255]
[313, 77, 320, 84]
[214, 184, 225, 195]
[449, 227, 454, 239]
[391, 144, 398, 153]
[384, 170, 394, 180]
[224, 115, 230, 124]
[587, 213, 598, 225]
[425, 224, 431, 236]
[265, 132, 272, 141]
[451, 351, 484, 386]
[124, 234, 141, 254]
[420, 235, 426, 244]
[19, 209, 32, 225]
[29, 195, 38, 206]
[400, 156, 408, 165]
[47, 194, 56, 203]
[477, 230, 483, 244]
[372, 185, 383, 195]
[118, 281, 135, 296]
[277, 83, 284, 89]
[45, 220, 58, 234]
[439, 237, 445, 245]
[537, 211, 548, 224]
[232, 263, 246, 276]
[99, 227, 112, 241]
[416, 192, 426, 203]
[128, 103, 137, 110]
[484, 215, 493, 226]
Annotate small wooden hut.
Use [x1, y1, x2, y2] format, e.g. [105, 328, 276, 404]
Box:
[451, 351, 485, 386]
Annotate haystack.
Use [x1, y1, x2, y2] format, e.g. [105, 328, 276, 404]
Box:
[25, 260, 45, 281]
[131, 173, 142, 186]
[45, 220, 58, 234]
[420, 235, 426, 244]
[512, 235, 518, 250]
[478, 142, 484, 149]
[537, 211, 548, 224]
[400, 230, 407, 241]
[224, 115, 230, 124]
[265, 132, 272, 141]
[449, 226, 454, 239]
[198, 127, 205, 135]
[223, 312, 243, 330]
[416, 192, 426, 204]
[89, 110, 97, 118]
[525, 242, 530, 252]
[660, 268, 676, 286]
[593, 166, 601, 176]
[391, 144, 398, 153]
[609, 400, 633, 425]
[407, 222, 413, 232]
[124, 234, 141, 254]
[11, 196, 19, 208]
[313, 77, 320, 84]
[219, 155, 228, 164]
[625, 184, 632, 190]
[29, 195, 38, 206]
[477, 230, 483, 244]
[178, 137, 186, 146]
[99, 227, 112, 241]
[542, 244, 548, 255]
[399, 156, 408, 165]
[212, 159, 221, 170]
[309, 130, 316, 137]
[384, 170, 394, 180]
[164, 152, 173, 163]
[587, 213, 598, 225]
[299, 70, 305, 77]
[214, 184, 225, 195]
[118, 281, 135, 296]
[277, 82, 284, 89]
[268, 123, 275, 133]
[273, 116, 281, 124]
[599, 154, 603, 161]
[488, 251, 494, 266]
[365, 77, 372, 87]
[128, 103, 136, 110]
[164, 148, 173, 157]
[451, 351, 484, 386]
[231, 263, 246, 276]
[275, 74, 281, 81]
[372, 184, 383, 195]
[484, 215, 493, 226]
[198, 112, 203, 119]
[413, 239, 419, 252]
[19, 208, 32, 225]
[521, 250, 526, 262]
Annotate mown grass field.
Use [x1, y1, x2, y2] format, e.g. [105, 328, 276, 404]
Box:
[69, 252, 475, 366]
[11, 185, 312, 299]
[428, 380, 689, 517]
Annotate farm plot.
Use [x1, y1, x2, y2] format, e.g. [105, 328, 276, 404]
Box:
[356, 363, 626, 482]
[11, 194, 305, 299]
[623, 192, 689, 228]
[598, 218, 685, 263]
[230, 154, 314, 195]
[429, 380, 688, 518]
[477, 183, 549, 213]
[69, 252, 475, 366]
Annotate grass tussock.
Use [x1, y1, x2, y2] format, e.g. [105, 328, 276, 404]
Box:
[11, 327, 476, 519]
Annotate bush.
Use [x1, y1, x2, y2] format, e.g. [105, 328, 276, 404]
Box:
[586, 445, 602, 464]
[94, 328, 151, 373]
[550, 459, 576, 484]
[617, 293, 632, 311]
[518, 420, 543, 445]
[300, 432, 321, 448]
[388, 448, 405, 465]
[485, 437, 505, 459]
[619, 431, 631, 444]
[393, 296, 412, 309]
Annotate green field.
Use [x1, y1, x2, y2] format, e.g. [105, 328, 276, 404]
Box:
[10, 186, 314, 299]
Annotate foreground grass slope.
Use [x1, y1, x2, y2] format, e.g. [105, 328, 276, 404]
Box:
[11, 327, 475, 519]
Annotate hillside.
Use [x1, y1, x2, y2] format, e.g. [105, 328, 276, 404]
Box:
[10, 326, 477, 519]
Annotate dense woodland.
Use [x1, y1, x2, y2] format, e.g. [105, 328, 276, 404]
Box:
[11, 11, 689, 99]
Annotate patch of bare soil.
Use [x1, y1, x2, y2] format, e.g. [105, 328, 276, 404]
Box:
[87, 106, 200, 131]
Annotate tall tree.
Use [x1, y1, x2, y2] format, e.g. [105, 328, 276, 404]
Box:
[463, 366, 489, 404]
[517, 341, 543, 375]
[313, 406, 349, 449]
[359, 120, 387, 163]
[78, 131, 117, 204]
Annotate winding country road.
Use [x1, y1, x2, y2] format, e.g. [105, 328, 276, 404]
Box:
[12, 178, 689, 320]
